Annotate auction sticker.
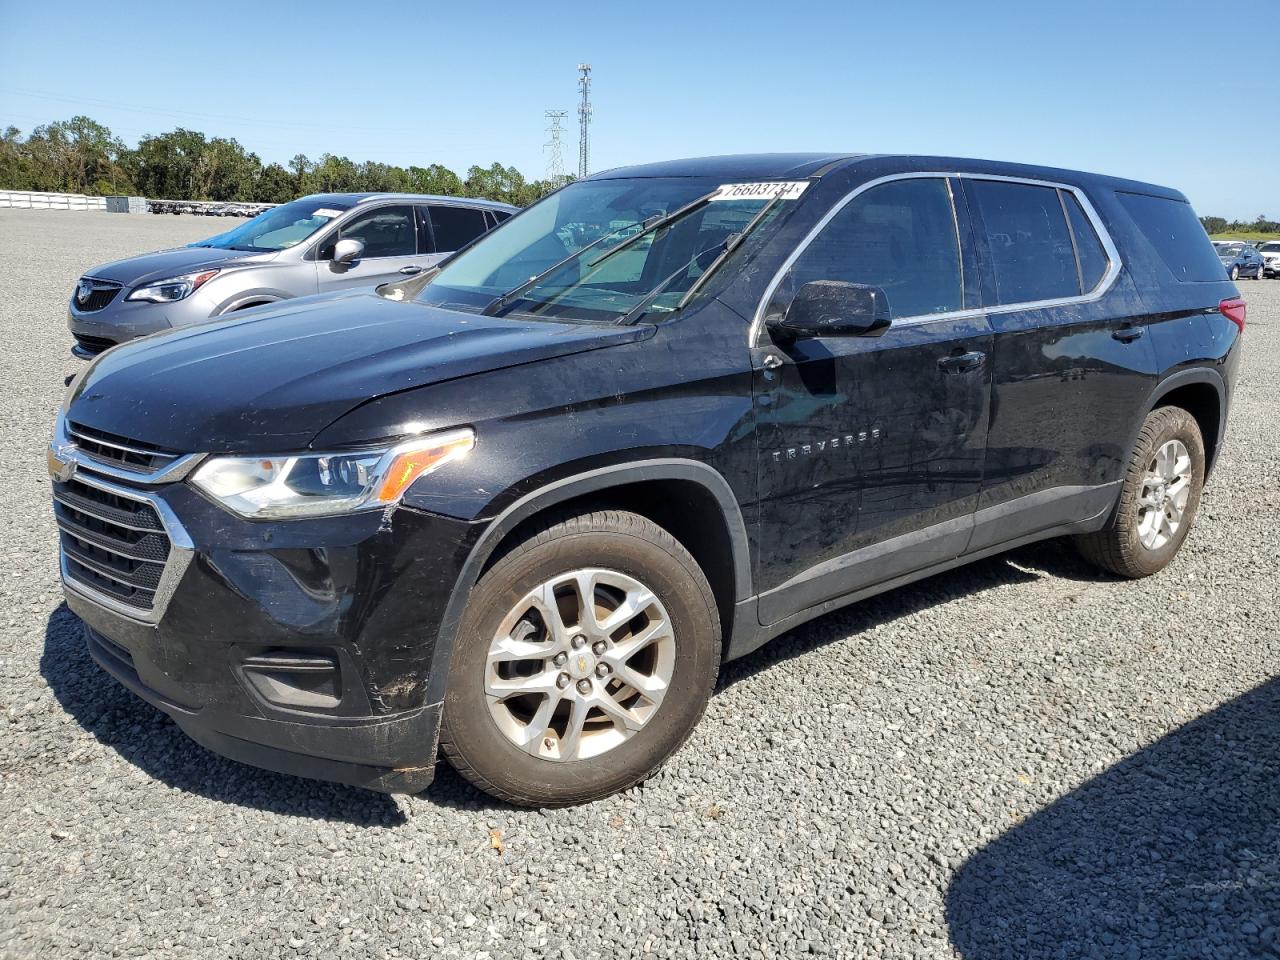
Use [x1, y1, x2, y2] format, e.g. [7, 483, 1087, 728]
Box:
[709, 181, 809, 202]
[312, 208, 344, 219]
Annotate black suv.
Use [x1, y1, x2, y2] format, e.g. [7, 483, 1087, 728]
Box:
[52, 154, 1243, 806]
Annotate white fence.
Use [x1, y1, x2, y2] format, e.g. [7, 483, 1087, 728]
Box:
[0, 190, 108, 211]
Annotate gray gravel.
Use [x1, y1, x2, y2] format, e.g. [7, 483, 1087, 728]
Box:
[1, 208, 1278, 960]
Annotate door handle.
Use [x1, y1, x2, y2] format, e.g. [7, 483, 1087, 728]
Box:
[398, 265, 424, 275]
[937, 350, 986, 374]
[1112, 324, 1144, 343]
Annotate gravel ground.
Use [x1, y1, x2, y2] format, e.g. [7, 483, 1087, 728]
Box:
[1, 209, 1278, 960]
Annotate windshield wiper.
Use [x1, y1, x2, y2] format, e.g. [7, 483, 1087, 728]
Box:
[619, 194, 788, 325]
[481, 189, 721, 318]
[480, 219, 651, 317]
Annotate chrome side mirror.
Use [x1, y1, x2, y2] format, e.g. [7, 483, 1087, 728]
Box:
[333, 238, 365, 264]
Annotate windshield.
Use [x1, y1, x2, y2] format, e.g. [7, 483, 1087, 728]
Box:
[417, 176, 802, 322]
[192, 197, 353, 252]
[1217, 243, 1244, 256]
[1258, 242, 1280, 253]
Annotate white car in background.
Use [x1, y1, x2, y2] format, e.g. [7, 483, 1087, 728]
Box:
[1258, 240, 1280, 278]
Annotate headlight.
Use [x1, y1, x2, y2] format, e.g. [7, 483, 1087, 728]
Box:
[191, 429, 475, 519]
[126, 269, 219, 304]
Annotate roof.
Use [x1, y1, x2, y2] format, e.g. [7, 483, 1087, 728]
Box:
[583, 153, 1183, 200]
[588, 154, 862, 181]
[305, 192, 519, 211]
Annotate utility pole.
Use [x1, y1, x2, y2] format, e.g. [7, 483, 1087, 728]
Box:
[577, 64, 592, 179]
[544, 110, 569, 187]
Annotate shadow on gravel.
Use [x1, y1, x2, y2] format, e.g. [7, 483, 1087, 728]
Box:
[946, 678, 1280, 958]
[718, 537, 1102, 691]
[41, 604, 406, 826]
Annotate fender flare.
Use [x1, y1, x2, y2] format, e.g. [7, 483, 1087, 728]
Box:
[1138, 365, 1228, 466]
[423, 459, 753, 704]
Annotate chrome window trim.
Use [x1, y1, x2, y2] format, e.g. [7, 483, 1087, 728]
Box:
[749, 171, 1123, 346]
[56, 467, 195, 625]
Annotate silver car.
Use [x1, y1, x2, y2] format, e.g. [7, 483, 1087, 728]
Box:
[68, 193, 517, 358]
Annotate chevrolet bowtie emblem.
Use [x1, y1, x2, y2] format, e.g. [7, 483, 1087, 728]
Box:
[47, 443, 77, 483]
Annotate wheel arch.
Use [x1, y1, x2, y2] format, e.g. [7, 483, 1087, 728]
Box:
[1144, 367, 1227, 474]
[423, 459, 752, 704]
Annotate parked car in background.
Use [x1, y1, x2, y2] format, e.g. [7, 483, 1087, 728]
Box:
[68, 193, 518, 357]
[1213, 241, 1266, 280]
[52, 153, 1242, 805]
[1258, 239, 1280, 278]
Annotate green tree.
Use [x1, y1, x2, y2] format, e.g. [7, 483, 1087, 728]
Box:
[255, 163, 296, 203]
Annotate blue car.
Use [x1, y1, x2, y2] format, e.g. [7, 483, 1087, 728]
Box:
[1213, 241, 1266, 280]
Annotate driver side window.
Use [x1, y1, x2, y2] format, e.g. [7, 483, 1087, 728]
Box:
[774, 177, 963, 320]
[319, 205, 417, 260]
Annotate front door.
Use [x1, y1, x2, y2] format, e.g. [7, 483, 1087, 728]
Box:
[754, 176, 992, 625]
[316, 203, 425, 292]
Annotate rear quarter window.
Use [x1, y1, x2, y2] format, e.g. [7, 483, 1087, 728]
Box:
[1117, 192, 1223, 282]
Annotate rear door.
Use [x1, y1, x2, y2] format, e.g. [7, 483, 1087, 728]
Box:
[315, 203, 424, 292]
[754, 175, 993, 624]
[425, 204, 492, 260]
[960, 176, 1157, 551]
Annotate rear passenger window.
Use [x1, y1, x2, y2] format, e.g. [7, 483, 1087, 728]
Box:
[1062, 191, 1109, 291]
[969, 180, 1078, 304]
[1118, 192, 1224, 282]
[429, 206, 489, 253]
[780, 177, 963, 320]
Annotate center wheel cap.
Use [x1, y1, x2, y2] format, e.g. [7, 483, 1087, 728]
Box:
[565, 649, 598, 681]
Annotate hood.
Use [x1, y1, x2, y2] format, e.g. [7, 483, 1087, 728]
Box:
[83, 245, 276, 286]
[66, 291, 652, 453]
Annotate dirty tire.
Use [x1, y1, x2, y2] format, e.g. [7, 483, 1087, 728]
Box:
[439, 509, 720, 807]
[1075, 406, 1205, 578]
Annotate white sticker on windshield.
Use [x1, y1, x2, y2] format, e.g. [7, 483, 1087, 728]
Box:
[708, 181, 809, 203]
[312, 208, 343, 219]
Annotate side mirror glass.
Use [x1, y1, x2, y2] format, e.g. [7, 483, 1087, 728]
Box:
[769, 281, 892, 339]
[333, 237, 365, 264]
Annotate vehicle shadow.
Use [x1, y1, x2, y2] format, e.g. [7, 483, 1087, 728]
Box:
[717, 537, 1105, 691]
[946, 677, 1280, 958]
[41, 537, 1114, 817]
[40, 603, 406, 826]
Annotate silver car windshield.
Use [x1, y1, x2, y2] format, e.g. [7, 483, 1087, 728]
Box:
[417, 177, 800, 323]
[193, 198, 353, 253]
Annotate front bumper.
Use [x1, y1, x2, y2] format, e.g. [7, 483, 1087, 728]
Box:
[56, 468, 483, 794]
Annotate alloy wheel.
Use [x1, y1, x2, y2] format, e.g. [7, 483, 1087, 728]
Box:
[484, 568, 676, 761]
[1136, 439, 1193, 550]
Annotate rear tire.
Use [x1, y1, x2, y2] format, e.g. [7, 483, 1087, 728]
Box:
[1075, 406, 1205, 578]
[439, 509, 721, 806]
[1230, 265, 1240, 280]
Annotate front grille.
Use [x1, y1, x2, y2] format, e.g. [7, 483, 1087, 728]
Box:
[73, 278, 122, 312]
[67, 422, 182, 475]
[54, 476, 171, 612]
[72, 334, 117, 356]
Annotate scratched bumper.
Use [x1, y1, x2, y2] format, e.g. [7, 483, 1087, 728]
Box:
[61, 486, 484, 794]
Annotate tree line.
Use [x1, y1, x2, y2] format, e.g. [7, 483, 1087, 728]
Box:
[0, 115, 565, 207]
[1200, 215, 1278, 235]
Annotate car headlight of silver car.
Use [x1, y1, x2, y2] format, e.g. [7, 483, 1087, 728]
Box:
[125, 269, 219, 304]
[191, 429, 475, 519]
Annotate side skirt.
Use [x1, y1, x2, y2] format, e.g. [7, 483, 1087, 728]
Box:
[727, 482, 1119, 663]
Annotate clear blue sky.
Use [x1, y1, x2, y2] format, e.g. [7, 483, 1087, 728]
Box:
[2, 0, 1274, 219]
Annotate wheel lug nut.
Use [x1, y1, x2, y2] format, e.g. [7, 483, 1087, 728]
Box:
[595, 662, 610, 678]
[571, 635, 587, 649]
[592, 641, 606, 655]
[556, 673, 571, 689]
[576, 679, 592, 695]
[553, 652, 568, 667]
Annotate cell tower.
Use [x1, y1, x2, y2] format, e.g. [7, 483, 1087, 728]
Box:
[577, 63, 592, 179]
[544, 110, 568, 185]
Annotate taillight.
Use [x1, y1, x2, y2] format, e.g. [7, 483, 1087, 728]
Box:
[1219, 297, 1246, 334]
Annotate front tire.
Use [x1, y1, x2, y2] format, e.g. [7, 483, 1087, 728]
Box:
[1075, 406, 1205, 578]
[1230, 265, 1240, 280]
[439, 509, 721, 806]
